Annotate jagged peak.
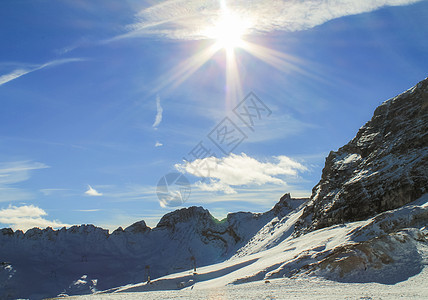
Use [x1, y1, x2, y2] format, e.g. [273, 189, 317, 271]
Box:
[156, 206, 212, 228]
[66, 224, 109, 235]
[271, 193, 292, 214]
[124, 220, 150, 234]
[226, 211, 258, 222]
[0, 228, 14, 236]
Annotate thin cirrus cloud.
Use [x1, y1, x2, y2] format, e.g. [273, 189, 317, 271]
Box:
[0, 161, 49, 203]
[175, 153, 307, 194]
[119, 0, 423, 40]
[85, 185, 103, 197]
[0, 204, 70, 232]
[152, 95, 163, 129]
[0, 58, 84, 86]
[0, 161, 49, 185]
[39, 188, 71, 196]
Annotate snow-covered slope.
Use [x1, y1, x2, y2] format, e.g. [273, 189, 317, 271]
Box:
[102, 194, 427, 295]
[0, 195, 302, 299]
[233, 197, 307, 258]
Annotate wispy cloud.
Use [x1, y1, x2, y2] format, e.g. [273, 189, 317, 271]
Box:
[152, 95, 163, 129]
[92, 184, 157, 202]
[119, 0, 422, 40]
[0, 58, 84, 86]
[0, 204, 70, 231]
[155, 141, 163, 147]
[85, 185, 103, 197]
[0, 161, 49, 185]
[0, 188, 33, 202]
[0, 161, 49, 202]
[175, 153, 307, 194]
[39, 188, 71, 196]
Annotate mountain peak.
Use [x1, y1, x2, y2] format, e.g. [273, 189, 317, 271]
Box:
[156, 206, 213, 229]
[124, 220, 150, 234]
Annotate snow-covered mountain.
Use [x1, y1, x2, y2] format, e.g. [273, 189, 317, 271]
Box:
[103, 194, 428, 295]
[1, 78, 427, 299]
[0, 194, 305, 299]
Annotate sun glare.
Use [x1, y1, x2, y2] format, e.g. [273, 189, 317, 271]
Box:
[205, 1, 250, 51]
[213, 13, 246, 50]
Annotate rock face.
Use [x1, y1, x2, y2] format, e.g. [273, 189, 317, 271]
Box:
[295, 78, 428, 234]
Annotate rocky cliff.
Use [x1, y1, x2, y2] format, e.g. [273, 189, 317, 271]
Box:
[295, 78, 428, 235]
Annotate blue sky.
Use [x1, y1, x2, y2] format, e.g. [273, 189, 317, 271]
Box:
[0, 0, 427, 231]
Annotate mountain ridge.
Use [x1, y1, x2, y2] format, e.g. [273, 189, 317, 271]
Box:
[0, 195, 305, 299]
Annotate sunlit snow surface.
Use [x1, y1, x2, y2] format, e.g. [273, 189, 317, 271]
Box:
[69, 270, 428, 299]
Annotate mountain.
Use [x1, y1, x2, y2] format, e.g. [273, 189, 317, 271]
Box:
[295, 77, 428, 235]
[105, 194, 428, 295]
[1, 78, 427, 299]
[0, 195, 305, 299]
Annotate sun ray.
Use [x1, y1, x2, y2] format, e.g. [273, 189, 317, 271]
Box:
[240, 40, 327, 83]
[240, 41, 304, 74]
[153, 43, 220, 93]
[225, 48, 243, 111]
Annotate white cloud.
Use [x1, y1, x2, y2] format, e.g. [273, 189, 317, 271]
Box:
[175, 153, 307, 194]
[120, 0, 422, 40]
[0, 204, 70, 232]
[85, 185, 103, 197]
[0, 204, 46, 218]
[155, 141, 163, 147]
[152, 95, 163, 129]
[0, 58, 84, 86]
[196, 180, 237, 195]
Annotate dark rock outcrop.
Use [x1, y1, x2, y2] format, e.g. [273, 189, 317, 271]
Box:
[295, 78, 428, 235]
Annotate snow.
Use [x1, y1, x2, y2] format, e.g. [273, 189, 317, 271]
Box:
[65, 194, 428, 299]
[233, 200, 306, 257]
[334, 153, 362, 168]
[69, 267, 428, 300]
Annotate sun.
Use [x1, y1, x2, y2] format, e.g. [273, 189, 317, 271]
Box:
[207, 10, 248, 52]
[213, 13, 246, 50]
